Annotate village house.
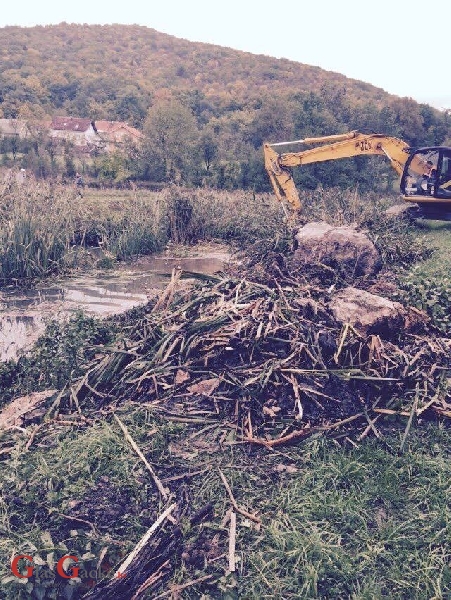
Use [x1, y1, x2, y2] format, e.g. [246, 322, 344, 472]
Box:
[94, 120, 143, 152]
[0, 119, 30, 139]
[0, 116, 143, 156]
[48, 116, 102, 152]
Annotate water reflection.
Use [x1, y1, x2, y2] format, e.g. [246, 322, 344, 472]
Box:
[0, 251, 229, 361]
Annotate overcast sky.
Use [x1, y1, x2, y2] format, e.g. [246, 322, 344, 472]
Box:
[1, 0, 450, 109]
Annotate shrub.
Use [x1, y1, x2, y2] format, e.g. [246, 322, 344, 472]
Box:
[397, 271, 451, 333]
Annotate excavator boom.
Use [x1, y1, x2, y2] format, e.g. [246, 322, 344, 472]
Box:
[264, 131, 411, 211]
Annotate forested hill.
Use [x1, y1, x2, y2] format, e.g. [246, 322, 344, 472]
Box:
[1, 23, 450, 192]
[0, 23, 409, 122]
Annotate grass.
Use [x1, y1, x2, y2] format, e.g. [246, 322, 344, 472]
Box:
[237, 427, 451, 599]
[77, 185, 288, 249]
[0, 310, 116, 406]
[0, 180, 79, 281]
[1, 407, 450, 599]
[395, 219, 451, 333]
[408, 219, 451, 276]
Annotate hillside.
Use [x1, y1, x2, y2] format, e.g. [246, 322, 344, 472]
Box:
[0, 23, 402, 121]
[1, 23, 450, 193]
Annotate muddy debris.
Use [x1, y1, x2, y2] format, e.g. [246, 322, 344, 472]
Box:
[0, 389, 57, 429]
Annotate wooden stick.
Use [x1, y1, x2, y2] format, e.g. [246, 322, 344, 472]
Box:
[58, 513, 99, 535]
[228, 511, 237, 572]
[373, 408, 411, 416]
[247, 409, 253, 439]
[400, 396, 418, 452]
[244, 412, 365, 448]
[357, 413, 381, 441]
[113, 413, 169, 500]
[218, 468, 261, 525]
[244, 427, 314, 448]
[161, 468, 208, 483]
[25, 424, 43, 451]
[25, 418, 87, 451]
[114, 503, 177, 579]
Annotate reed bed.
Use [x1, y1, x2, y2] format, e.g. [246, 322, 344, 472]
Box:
[0, 179, 81, 281]
[0, 181, 288, 282]
[0, 177, 410, 285]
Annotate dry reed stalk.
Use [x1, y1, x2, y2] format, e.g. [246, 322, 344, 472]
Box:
[218, 468, 261, 525]
[114, 503, 177, 578]
[228, 511, 237, 572]
[113, 413, 169, 500]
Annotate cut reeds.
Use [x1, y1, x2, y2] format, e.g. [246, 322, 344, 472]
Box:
[52, 271, 451, 447]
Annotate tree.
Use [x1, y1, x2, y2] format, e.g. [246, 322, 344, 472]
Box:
[245, 96, 296, 149]
[388, 98, 425, 146]
[293, 92, 342, 139]
[114, 87, 147, 127]
[48, 80, 80, 108]
[197, 128, 218, 173]
[142, 98, 199, 183]
[94, 152, 132, 185]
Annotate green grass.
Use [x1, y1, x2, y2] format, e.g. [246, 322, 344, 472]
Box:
[1, 409, 450, 599]
[236, 426, 451, 599]
[409, 220, 451, 277]
[396, 219, 451, 333]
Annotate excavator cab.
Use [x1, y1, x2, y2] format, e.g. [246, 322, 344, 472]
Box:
[401, 147, 451, 215]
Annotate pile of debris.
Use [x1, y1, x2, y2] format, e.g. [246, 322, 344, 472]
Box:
[6, 221, 449, 446]
[59, 243, 450, 446]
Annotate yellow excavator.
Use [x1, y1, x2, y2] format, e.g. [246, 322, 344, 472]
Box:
[263, 131, 451, 218]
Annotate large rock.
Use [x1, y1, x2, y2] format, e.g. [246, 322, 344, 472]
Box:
[292, 221, 380, 277]
[329, 287, 413, 337]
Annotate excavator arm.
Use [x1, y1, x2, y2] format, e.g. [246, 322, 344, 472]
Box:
[264, 131, 411, 211]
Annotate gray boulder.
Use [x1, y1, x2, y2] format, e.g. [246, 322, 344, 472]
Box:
[292, 221, 380, 278]
[329, 286, 417, 337]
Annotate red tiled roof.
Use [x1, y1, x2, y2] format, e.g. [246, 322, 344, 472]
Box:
[50, 117, 93, 132]
[94, 120, 142, 138]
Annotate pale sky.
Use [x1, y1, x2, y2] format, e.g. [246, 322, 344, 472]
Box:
[1, 0, 450, 109]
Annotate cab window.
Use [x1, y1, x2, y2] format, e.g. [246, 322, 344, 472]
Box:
[403, 150, 439, 196]
[437, 152, 451, 198]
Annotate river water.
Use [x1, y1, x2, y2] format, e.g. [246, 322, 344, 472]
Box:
[0, 247, 230, 361]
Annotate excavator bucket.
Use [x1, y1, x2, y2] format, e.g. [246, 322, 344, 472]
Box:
[263, 143, 301, 210]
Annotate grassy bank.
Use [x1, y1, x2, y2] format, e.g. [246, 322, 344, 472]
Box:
[0, 400, 450, 599]
[396, 219, 451, 334]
